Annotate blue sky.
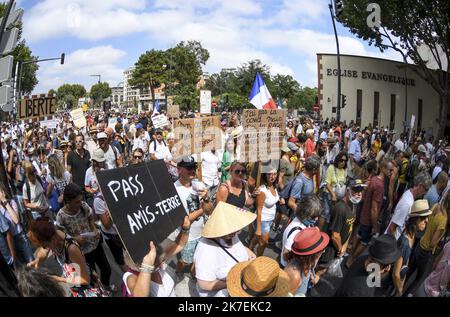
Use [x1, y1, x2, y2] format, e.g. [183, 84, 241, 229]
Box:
[16, 0, 403, 94]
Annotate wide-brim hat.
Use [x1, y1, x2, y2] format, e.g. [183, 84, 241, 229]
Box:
[369, 234, 401, 265]
[410, 199, 432, 217]
[59, 140, 69, 148]
[91, 148, 106, 162]
[177, 155, 198, 169]
[202, 202, 256, 238]
[227, 256, 290, 297]
[230, 126, 243, 139]
[291, 227, 330, 256]
[281, 140, 291, 153]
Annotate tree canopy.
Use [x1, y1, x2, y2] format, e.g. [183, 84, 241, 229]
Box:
[90, 82, 111, 107]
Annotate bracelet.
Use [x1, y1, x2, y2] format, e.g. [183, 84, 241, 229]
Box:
[181, 226, 190, 234]
[139, 264, 154, 273]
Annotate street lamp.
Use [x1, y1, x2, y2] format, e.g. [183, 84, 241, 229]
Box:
[329, 0, 342, 122]
[90, 74, 101, 84]
[396, 57, 409, 134]
[16, 52, 65, 101]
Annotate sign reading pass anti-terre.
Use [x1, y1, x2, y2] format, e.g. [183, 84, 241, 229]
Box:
[96, 160, 186, 265]
[19, 95, 57, 120]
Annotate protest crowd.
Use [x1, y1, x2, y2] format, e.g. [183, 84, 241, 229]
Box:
[0, 107, 449, 298]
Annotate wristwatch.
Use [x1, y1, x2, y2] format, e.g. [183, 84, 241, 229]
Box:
[201, 196, 210, 203]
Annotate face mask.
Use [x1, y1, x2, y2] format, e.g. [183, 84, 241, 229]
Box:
[348, 190, 362, 205]
[303, 219, 316, 227]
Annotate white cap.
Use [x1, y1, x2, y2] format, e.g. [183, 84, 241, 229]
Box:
[97, 132, 108, 139]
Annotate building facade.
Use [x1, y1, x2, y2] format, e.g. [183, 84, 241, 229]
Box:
[123, 67, 166, 111]
[110, 86, 124, 108]
[317, 53, 444, 135]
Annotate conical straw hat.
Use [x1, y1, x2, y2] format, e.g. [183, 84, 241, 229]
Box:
[202, 202, 256, 238]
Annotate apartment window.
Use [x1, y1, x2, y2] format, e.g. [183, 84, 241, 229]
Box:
[373, 92, 379, 128]
[390, 94, 396, 131]
[418, 99, 423, 132]
[356, 89, 362, 126]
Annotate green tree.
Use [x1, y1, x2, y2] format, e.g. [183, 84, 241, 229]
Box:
[130, 49, 168, 108]
[205, 70, 240, 97]
[235, 59, 272, 96]
[338, 0, 450, 137]
[48, 89, 56, 95]
[270, 74, 301, 102]
[0, 4, 39, 95]
[172, 84, 199, 111]
[90, 82, 111, 107]
[56, 84, 86, 109]
[289, 87, 318, 110]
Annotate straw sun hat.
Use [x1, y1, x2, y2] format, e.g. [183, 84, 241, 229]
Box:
[202, 202, 256, 238]
[227, 256, 290, 297]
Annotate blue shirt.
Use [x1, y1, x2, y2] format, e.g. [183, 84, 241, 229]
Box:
[349, 139, 361, 162]
[425, 185, 441, 209]
[0, 212, 12, 266]
[290, 173, 315, 201]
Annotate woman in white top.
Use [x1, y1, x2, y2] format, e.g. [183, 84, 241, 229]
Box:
[248, 166, 280, 256]
[122, 216, 190, 297]
[46, 154, 71, 206]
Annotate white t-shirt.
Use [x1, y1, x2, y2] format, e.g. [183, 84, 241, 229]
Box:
[259, 185, 279, 222]
[22, 180, 49, 213]
[425, 143, 434, 159]
[280, 218, 307, 267]
[84, 166, 99, 191]
[386, 190, 414, 240]
[123, 266, 175, 297]
[93, 195, 118, 235]
[149, 140, 172, 161]
[46, 171, 71, 195]
[193, 236, 249, 297]
[320, 131, 328, 140]
[201, 151, 220, 188]
[394, 139, 405, 152]
[175, 180, 205, 241]
[296, 124, 303, 135]
[103, 145, 119, 170]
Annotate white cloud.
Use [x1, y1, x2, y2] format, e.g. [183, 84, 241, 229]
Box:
[34, 46, 127, 93]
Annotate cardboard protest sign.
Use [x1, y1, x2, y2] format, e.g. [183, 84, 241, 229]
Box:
[40, 118, 59, 129]
[18, 94, 57, 121]
[200, 90, 212, 114]
[241, 109, 286, 162]
[173, 116, 222, 157]
[152, 114, 168, 129]
[70, 108, 87, 129]
[96, 160, 186, 265]
[167, 104, 180, 118]
[108, 117, 117, 129]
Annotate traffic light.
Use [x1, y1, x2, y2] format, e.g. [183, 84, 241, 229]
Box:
[334, 0, 344, 17]
[60, 53, 65, 65]
[341, 94, 347, 108]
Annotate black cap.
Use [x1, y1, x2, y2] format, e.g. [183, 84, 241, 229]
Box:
[347, 179, 367, 193]
[177, 156, 198, 169]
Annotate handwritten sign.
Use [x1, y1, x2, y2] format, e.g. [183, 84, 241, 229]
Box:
[18, 95, 57, 121]
[241, 109, 286, 162]
[152, 114, 168, 129]
[108, 117, 117, 129]
[173, 116, 222, 157]
[200, 90, 212, 114]
[40, 119, 59, 129]
[167, 104, 180, 118]
[70, 108, 87, 129]
[96, 160, 186, 265]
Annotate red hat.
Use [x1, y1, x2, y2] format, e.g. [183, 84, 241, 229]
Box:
[291, 227, 330, 256]
[288, 137, 299, 143]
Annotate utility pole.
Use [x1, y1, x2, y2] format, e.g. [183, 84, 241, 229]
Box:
[329, 0, 343, 122]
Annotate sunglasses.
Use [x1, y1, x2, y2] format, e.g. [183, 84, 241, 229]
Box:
[75, 140, 83, 144]
[134, 155, 143, 159]
[233, 169, 246, 175]
[339, 159, 347, 162]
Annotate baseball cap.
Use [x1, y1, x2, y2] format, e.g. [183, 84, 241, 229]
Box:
[177, 155, 198, 169]
[418, 144, 427, 154]
[97, 132, 108, 139]
[347, 179, 367, 192]
[135, 123, 143, 130]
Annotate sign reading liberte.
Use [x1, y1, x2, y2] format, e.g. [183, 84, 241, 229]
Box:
[242, 109, 286, 162]
[96, 160, 186, 265]
[173, 116, 222, 157]
[19, 95, 57, 120]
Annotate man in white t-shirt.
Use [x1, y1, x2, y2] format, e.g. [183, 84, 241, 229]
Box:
[394, 134, 406, 153]
[386, 172, 432, 240]
[425, 137, 434, 159]
[201, 149, 220, 197]
[149, 129, 172, 162]
[132, 123, 150, 156]
[174, 156, 213, 276]
[97, 132, 123, 170]
[280, 195, 322, 267]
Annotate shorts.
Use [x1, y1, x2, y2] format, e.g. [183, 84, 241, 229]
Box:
[357, 224, 372, 245]
[181, 239, 199, 264]
[254, 220, 273, 235]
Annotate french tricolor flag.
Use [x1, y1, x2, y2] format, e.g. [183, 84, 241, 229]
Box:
[249, 73, 277, 110]
[152, 100, 160, 117]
